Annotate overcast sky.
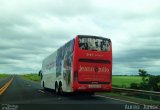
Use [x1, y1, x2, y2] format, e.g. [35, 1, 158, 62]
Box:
[0, 0, 160, 75]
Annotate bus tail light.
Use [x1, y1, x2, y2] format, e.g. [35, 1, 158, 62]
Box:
[74, 71, 78, 81]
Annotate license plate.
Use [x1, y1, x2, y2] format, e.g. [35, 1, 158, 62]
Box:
[89, 84, 101, 88]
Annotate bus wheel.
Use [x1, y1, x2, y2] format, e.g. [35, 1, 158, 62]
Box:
[58, 84, 63, 95]
[55, 83, 59, 95]
[43, 81, 46, 89]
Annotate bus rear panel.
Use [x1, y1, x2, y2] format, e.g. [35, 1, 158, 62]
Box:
[72, 35, 112, 92]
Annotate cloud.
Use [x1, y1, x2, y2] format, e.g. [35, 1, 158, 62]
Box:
[0, 0, 160, 75]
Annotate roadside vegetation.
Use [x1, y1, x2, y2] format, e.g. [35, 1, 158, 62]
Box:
[130, 69, 160, 92]
[112, 75, 142, 88]
[21, 73, 41, 82]
[113, 69, 160, 92]
[0, 74, 9, 79]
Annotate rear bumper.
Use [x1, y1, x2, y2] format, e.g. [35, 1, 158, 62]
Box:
[73, 82, 112, 92]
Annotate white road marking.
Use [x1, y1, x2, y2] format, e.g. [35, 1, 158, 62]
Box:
[95, 94, 142, 105]
[96, 94, 160, 109]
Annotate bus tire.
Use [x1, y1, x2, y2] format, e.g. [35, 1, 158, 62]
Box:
[42, 81, 46, 89]
[58, 83, 63, 95]
[55, 83, 59, 95]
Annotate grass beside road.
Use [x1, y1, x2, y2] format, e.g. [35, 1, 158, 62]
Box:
[112, 75, 142, 88]
[0, 74, 9, 79]
[21, 74, 41, 82]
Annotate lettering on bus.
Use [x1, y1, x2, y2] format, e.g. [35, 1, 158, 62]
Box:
[79, 65, 109, 73]
[86, 53, 104, 57]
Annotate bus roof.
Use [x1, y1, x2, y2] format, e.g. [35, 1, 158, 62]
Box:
[77, 35, 111, 41]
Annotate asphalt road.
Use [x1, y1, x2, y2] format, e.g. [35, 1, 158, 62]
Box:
[0, 75, 153, 110]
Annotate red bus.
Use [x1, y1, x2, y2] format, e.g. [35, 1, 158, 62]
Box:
[40, 35, 112, 94]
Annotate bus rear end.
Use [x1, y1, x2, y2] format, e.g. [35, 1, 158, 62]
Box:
[72, 35, 112, 92]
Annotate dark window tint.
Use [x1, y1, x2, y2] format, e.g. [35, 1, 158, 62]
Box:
[78, 36, 110, 52]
